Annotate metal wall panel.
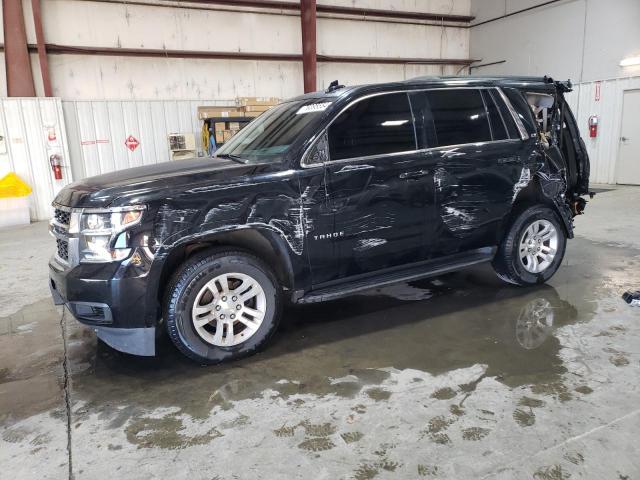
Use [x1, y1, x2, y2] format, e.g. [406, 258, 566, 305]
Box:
[566, 76, 640, 184]
[62, 99, 233, 180]
[0, 98, 73, 221]
[62, 100, 234, 178]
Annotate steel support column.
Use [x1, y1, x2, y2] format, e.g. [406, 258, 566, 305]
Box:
[31, 0, 53, 97]
[300, 0, 317, 93]
[2, 0, 36, 96]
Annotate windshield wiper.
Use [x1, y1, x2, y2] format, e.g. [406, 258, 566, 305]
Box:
[215, 153, 247, 163]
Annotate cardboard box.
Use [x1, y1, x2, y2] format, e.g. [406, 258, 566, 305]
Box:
[236, 96, 279, 107]
[222, 130, 235, 143]
[242, 104, 273, 113]
[213, 122, 225, 144]
[227, 122, 241, 131]
[198, 106, 242, 120]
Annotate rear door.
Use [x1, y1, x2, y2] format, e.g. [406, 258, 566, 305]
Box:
[411, 88, 531, 256]
[308, 92, 437, 285]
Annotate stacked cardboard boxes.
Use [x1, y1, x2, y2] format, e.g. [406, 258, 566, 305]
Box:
[237, 97, 279, 117]
[212, 120, 243, 144]
[199, 97, 280, 145]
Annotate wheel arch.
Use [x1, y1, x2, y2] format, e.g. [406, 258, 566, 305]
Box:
[156, 227, 296, 305]
[500, 176, 573, 243]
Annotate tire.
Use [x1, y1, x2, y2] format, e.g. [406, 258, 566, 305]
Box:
[164, 249, 282, 364]
[492, 205, 567, 286]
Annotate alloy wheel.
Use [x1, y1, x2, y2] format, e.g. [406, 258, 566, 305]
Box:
[518, 219, 558, 274]
[191, 272, 266, 347]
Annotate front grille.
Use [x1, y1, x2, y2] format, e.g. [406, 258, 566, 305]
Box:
[52, 206, 72, 264]
[56, 238, 69, 261]
[54, 208, 71, 226]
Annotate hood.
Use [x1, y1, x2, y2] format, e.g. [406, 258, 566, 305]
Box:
[54, 157, 261, 208]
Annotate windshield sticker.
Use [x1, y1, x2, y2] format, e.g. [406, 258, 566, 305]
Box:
[296, 102, 332, 115]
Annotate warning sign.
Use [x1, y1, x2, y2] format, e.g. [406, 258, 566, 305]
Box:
[125, 135, 140, 151]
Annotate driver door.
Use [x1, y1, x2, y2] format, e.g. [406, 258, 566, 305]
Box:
[304, 92, 437, 287]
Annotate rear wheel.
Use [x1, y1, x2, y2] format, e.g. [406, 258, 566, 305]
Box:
[165, 250, 282, 364]
[492, 205, 567, 286]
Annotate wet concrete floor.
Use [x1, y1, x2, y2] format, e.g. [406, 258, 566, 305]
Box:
[1, 188, 639, 479]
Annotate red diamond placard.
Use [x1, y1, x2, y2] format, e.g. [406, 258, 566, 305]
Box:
[124, 135, 139, 151]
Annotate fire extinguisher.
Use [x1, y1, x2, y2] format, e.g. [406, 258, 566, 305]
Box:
[588, 115, 598, 138]
[50, 154, 63, 180]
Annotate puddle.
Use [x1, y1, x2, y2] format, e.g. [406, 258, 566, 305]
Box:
[1, 236, 639, 479]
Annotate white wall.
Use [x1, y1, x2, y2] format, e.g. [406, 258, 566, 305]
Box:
[62, 98, 233, 181]
[565, 77, 640, 185]
[470, 0, 640, 185]
[1, 0, 470, 101]
[0, 98, 73, 220]
[470, 0, 640, 82]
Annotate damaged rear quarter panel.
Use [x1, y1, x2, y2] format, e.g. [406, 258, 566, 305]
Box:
[432, 140, 538, 254]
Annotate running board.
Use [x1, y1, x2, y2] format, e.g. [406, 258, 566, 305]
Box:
[297, 247, 496, 304]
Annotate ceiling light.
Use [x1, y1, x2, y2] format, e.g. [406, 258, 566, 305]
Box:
[620, 56, 640, 67]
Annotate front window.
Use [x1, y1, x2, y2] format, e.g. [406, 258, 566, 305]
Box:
[328, 92, 416, 161]
[215, 99, 332, 162]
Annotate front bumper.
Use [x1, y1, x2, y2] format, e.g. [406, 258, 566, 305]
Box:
[49, 253, 157, 356]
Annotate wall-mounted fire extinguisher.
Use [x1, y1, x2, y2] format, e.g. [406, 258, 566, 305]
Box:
[50, 154, 63, 180]
[588, 115, 599, 138]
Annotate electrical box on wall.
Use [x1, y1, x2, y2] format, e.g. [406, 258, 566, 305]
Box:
[168, 133, 197, 160]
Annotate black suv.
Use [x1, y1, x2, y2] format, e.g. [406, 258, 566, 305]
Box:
[49, 76, 590, 363]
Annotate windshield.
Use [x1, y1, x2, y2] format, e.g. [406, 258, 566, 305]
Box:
[215, 99, 332, 162]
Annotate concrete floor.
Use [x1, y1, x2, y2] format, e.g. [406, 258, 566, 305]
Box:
[1, 187, 639, 480]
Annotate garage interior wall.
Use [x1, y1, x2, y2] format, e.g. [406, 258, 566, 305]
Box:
[0, 98, 73, 220]
[2, 0, 472, 100]
[0, 2, 6, 97]
[470, 0, 640, 185]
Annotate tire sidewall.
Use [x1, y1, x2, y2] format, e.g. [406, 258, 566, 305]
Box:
[508, 207, 567, 285]
[167, 253, 279, 363]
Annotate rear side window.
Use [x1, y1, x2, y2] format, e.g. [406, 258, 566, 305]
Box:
[489, 89, 520, 139]
[328, 93, 416, 160]
[425, 89, 492, 147]
[502, 88, 537, 136]
[482, 90, 508, 140]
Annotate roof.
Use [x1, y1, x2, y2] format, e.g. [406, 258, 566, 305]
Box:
[286, 75, 570, 104]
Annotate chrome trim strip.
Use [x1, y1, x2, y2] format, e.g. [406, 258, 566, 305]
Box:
[52, 203, 72, 212]
[496, 87, 530, 141]
[80, 205, 147, 214]
[50, 218, 69, 231]
[49, 227, 69, 241]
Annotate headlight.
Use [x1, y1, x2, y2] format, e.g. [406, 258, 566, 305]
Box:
[78, 207, 145, 263]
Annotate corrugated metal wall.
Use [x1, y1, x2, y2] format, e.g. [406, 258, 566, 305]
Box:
[565, 76, 640, 185]
[62, 99, 233, 180]
[0, 98, 73, 221]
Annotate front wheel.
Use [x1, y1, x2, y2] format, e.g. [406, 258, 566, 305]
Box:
[164, 250, 282, 364]
[492, 206, 567, 286]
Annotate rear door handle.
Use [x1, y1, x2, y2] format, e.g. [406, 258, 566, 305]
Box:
[399, 169, 430, 179]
